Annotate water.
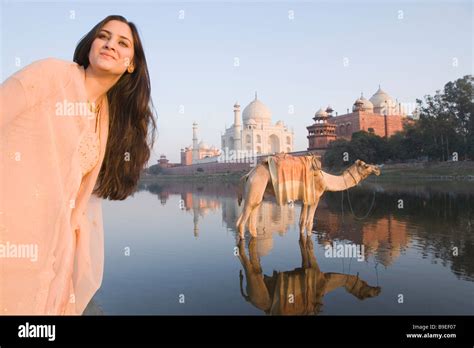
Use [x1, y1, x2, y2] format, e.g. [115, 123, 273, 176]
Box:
[86, 179, 474, 315]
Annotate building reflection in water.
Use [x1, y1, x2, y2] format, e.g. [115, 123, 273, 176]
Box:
[140, 179, 474, 281]
[182, 192, 220, 238]
[144, 181, 297, 251]
[315, 203, 410, 267]
[142, 180, 410, 263]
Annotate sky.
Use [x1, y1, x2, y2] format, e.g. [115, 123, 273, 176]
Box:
[1, 0, 472, 163]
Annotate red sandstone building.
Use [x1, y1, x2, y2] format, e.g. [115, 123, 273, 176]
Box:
[157, 154, 174, 168]
[307, 86, 414, 151]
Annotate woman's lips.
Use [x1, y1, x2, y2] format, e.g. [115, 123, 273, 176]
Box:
[99, 52, 115, 60]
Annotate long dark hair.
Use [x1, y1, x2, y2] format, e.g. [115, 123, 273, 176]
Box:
[74, 15, 157, 200]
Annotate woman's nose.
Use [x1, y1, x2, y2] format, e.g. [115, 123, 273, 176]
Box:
[104, 41, 116, 52]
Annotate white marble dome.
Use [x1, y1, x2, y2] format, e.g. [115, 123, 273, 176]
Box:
[243, 94, 272, 124]
[370, 86, 395, 108]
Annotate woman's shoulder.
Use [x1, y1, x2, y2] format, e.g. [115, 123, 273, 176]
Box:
[11, 58, 80, 97]
[25, 57, 72, 68]
[7, 57, 83, 109]
[12, 57, 78, 83]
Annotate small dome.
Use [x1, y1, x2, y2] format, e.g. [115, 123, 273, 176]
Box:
[353, 95, 374, 112]
[314, 107, 328, 117]
[243, 93, 272, 124]
[276, 120, 284, 126]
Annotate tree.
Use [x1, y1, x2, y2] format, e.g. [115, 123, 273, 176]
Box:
[443, 75, 473, 159]
[323, 131, 389, 168]
[148, 164, 164, 175]
[416, 75, 473, 160]
[351, 131, 390, 164]
[323, 139, 354, 168]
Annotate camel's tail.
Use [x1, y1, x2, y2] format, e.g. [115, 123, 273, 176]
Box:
[237, 172, 250, 206]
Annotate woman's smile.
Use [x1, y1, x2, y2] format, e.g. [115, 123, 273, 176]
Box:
[99, 52, 115, 60]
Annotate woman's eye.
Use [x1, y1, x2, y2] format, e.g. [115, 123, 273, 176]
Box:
[119, 41, 128, 47]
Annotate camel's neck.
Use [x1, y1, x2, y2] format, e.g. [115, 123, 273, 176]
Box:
[321, 165, 363, 192]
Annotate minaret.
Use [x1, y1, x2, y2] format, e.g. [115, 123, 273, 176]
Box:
[192, 122, 199, 163]
[233, 101, 242, 151]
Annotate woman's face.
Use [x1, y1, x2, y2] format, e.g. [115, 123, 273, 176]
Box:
[88, 20, 135, 76]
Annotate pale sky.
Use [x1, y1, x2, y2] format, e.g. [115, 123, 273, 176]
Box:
[1, 0, 472, 163]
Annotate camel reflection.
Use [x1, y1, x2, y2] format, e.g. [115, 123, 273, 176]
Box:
[237, 236, 381, 315]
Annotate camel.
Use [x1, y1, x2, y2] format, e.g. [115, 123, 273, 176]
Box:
[236, 154, 381, 239]
[237, 235, 381, 315]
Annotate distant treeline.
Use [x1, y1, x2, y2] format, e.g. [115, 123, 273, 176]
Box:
[324, 75, 473, 168]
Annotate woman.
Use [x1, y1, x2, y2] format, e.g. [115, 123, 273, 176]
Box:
[0, 15, 156, 314]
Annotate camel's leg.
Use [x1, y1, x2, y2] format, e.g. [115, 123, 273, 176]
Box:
[298, 204, 309, 236]
[306, 235, 319, 270]
[237, 201, 256, 239]
[248, 205, 259, 238]
[298, 232, 310, 268]
[236, 238, 251, 269]
[298, 198, 320, 237]
[299, 233, 320, 271]
[236, 165, 270, 239]
[235, 208, 244, 234]
[237, 201, 263, 239]
[305, 201, 319, 236]
[248, 237, 262, 274]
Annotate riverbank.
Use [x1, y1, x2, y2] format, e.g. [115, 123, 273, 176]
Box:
[140, 171, 246, 183]
[140, 161, 474, 183]
[371, 161, 474, 181]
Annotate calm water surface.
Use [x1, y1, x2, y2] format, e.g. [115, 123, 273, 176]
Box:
[85, 179, 474, 315]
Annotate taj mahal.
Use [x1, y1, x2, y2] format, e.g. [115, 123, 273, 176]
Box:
[221, 92, 294, 155]
[179, 93, 294, 165]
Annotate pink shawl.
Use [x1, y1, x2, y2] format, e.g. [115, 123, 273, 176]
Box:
[0, 58, 109, 314]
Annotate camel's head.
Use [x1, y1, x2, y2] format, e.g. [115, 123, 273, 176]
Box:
[355, 159, 381, 177]
[348, 279, 382, 300]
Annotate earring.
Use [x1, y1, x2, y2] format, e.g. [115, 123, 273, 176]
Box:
[128, 65, 135, 73]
